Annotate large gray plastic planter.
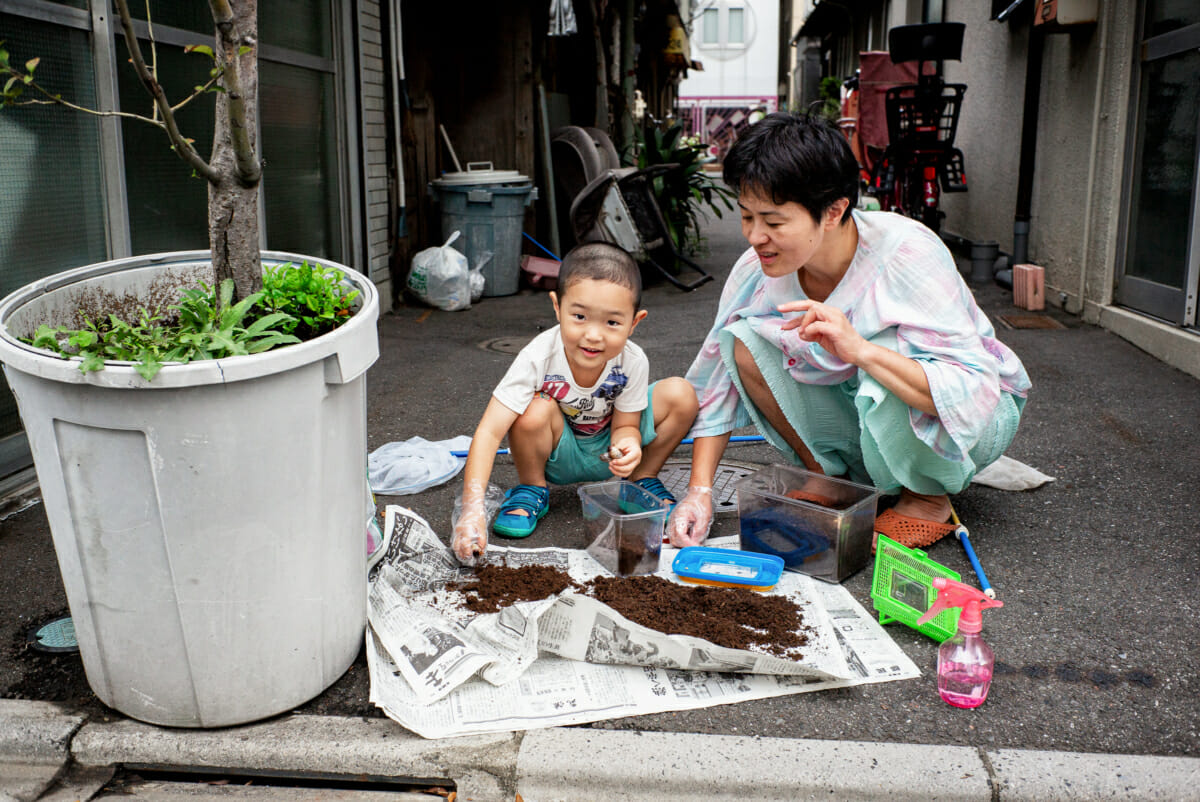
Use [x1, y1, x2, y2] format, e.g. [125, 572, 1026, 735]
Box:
[0, 251, 379, 727]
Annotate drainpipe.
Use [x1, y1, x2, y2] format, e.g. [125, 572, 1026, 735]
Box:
[619, 0, 636, 152]
[1012, 24, 1045, 269]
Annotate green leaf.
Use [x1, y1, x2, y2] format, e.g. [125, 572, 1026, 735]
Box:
[135, 354, 163, 381]
[78, 352, 105, 374]
[245, 312, 295, 336]
[246, 332, 300, 353]
[24, 57, 38, 73]
[0, 46, 9, 69]
[238, 45, 253, 56]
[30, 324, 62, 351]
[184, 44, 214, 59]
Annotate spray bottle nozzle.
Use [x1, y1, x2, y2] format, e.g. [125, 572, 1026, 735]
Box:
[916, 577, 1003, 634]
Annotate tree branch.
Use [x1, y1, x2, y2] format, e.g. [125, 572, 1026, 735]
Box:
[209, 0, 262, 185]
[113, 0, 220, 182]
[170, 74, 222, 113]
[3, 76, 168, 128]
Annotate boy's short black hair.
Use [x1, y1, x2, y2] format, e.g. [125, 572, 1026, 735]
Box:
[557, 241, 643, 311]
[722, 111, 859, 224]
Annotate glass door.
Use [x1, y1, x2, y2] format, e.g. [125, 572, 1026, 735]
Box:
[1116, 3, 1200, 329]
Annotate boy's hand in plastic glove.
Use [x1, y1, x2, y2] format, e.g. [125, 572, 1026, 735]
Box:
[604, 438, 642, 479]
[667, 485, 713, 547]
[452, 506, 488, 565]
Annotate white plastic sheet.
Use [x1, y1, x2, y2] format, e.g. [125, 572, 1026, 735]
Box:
[368, 435, 473, 495]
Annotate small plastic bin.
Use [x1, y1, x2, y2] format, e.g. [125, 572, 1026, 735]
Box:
[578, 481, 670, 577]
[735, 465, 880, 584]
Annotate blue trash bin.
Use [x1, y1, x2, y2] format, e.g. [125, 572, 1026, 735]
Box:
[431, 162, 538, 297]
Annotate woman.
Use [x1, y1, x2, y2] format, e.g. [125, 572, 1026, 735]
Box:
[667, 112, 1030, 549]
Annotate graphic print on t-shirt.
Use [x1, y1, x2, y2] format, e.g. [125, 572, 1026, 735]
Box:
[540, 367, 629, 436]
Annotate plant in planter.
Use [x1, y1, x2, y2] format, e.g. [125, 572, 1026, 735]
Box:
[634, 121, 735, 258]
[0, 1, 378, 728]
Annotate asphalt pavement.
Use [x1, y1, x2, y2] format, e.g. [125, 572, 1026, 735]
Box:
[2, 202, 1199, 800]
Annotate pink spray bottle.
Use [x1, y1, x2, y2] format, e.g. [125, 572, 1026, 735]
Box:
[917, 577, 1004, 708]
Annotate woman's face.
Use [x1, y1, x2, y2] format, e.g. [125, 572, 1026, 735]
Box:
[738, 189, 833, 277]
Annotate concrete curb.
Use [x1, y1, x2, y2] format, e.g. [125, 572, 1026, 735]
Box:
[0, 700, 86, 802]
[0, 703, 1166, 802]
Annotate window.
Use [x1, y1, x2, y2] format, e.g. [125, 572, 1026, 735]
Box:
[695, 2, 751, 52]
[728, 8, 744, 44]
[702, 8, 719, 44]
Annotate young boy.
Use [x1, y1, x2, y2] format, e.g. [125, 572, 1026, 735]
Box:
[451, 242, 698, 564]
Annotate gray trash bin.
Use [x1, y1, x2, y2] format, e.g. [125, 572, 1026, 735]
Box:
[431, 162, 538, 297]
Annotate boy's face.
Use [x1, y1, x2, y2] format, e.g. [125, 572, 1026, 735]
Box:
[550, 278, 646, 382]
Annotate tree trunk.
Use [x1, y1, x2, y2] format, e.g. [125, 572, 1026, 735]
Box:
[209, 0, 262, 300]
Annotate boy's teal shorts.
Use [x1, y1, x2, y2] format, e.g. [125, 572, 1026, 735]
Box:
[544, 382, 660, 485]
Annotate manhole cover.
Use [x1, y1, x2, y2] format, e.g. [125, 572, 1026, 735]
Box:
[659, 460, 757, 514]
[996, 313, 1066, 330]
[479, 336, 533, 354]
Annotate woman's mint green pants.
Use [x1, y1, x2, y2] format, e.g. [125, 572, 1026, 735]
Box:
[719, 320, 1023, 495]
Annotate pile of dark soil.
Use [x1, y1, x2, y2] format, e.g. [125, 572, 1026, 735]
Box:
[451, 563, 581, 614]
[449, 563, 808, 658]
[585, 575, 808, 658]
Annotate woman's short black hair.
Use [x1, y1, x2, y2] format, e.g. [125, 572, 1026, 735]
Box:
[558, 241, 643, 311]
[723, 112, 859, 223]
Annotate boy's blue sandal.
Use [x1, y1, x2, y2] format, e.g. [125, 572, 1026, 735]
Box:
[493, 484, 550, 538]
[632, 476, 676, 511]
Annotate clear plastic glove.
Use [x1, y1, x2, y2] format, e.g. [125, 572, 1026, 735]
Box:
[451, 479, 493, 565]
[452, 504, 488, 566]
[666, 485, 713, 547]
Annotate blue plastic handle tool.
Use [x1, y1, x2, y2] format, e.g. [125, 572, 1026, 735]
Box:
[672, 546, 784, 590]
[448, 434, 767, 459]
[950, 505, 995, 599]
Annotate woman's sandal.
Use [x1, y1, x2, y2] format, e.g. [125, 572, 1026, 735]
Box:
[872, 508, 958, 551]
[785, 489, 849, 509]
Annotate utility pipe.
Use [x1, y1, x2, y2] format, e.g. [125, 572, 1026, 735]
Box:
[388, 0, 405, 224]
[1012, 25, 1045, 267]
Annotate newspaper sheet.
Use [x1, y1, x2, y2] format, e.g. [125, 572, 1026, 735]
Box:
[368, 505, 920, 739]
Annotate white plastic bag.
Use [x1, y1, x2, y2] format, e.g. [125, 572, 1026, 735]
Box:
[407, 231, 471, 311]
[368, 435, 473, 495]
[469, 251, 492, 303]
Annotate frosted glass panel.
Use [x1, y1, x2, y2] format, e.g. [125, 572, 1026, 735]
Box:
[261, 0, 334, 58]
[0, 15, 107, 294]
[118, 40, 215, 255]
[261, 62, 342, 260]
[1146, 0, 1200, 38]
[1124, 49, 1198, 290]
[0, 14, 106, 444]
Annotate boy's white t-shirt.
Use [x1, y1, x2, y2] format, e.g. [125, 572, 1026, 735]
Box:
[493, 326, 649, 438]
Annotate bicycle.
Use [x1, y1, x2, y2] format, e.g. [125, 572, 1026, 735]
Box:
[867, 23, 969, 233]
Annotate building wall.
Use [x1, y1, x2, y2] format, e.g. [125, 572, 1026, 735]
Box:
[680, 0, 780, 100]
[938, 3, 1029, 252]
[358, 0, 393, 298]
[941, 1, 1136, 320]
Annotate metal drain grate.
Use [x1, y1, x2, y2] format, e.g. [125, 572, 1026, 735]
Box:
[996, 313, 1066, 330]
[658, 460, 757, 514]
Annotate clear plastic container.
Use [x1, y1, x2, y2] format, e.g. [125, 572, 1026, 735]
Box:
[735, 465, 880, 583]
[578, 481, 670, 576]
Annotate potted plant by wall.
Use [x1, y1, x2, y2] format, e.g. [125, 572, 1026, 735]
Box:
[0, 1, 378, 727]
